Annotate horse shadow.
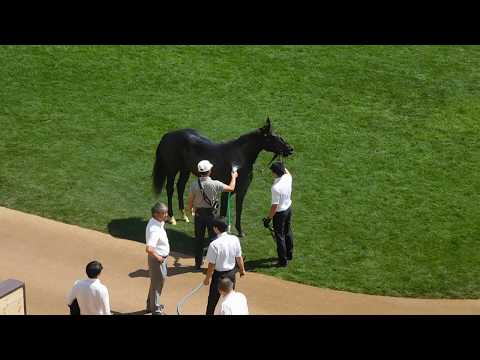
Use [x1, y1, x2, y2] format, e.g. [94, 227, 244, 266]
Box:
[107, 217, 196, 255]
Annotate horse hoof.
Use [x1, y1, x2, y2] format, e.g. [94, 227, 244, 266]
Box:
[180, 210, 190, 223]
[167, 216, 177, 225]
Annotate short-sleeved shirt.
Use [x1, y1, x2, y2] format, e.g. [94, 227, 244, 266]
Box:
[216, 291, 249, 315]
[66, 279, 111, 315]
[206, 232, 242, 272]
[189, 176, 226, 209]
[146, 217, 170, 257]
[271, 173, 292, 212]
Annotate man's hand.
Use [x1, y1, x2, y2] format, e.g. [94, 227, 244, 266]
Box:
[231, 171, 238, 179]
[240, 271, 246, 277]
[203, 277, 210, 286]
[262, 217, 271, 229]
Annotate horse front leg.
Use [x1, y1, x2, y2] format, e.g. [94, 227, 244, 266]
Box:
[166, 174, 176, 225]
[176, 170, 190, 223]
[235, 173, 252, 238]
[220, 192, 228, 217]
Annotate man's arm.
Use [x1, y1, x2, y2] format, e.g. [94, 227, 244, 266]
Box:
[266, 204, 278, 219]
[223, 171, 238, 192]
[203, 262, 215, 285]
[236, 256, 246, 277]
[146, 245, 165, 263]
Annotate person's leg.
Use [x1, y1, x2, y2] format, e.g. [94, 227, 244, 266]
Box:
[148, 255, 165, 315]
[273, 211, 288, 266]
[206, 271, 221, 315]
[205, 212, 216, 254]
[194, 214, 207, 268]
[284, 207, 294, 260]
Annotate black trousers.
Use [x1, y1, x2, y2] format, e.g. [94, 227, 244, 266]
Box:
[194, 208, 216, 267]
[206, 268, 236, 315]
[273, 206, 294, 264]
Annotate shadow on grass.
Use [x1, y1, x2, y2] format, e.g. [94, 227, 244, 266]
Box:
[107, 217, 196, 255]
[244, 257, 278, 271]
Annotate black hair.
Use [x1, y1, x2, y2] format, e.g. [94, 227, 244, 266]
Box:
[269, 161, 286, 177]
[219, 277, 234, 293]
[211, 216, 228, 233]
[86, 261, 103, 279]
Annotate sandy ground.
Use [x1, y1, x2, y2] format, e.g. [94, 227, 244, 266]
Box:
[1, 206, 479, 315]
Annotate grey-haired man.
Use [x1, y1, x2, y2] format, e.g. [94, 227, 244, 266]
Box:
[146, 202, 170, 315]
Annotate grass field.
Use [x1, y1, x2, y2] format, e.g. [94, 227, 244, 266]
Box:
[1, 45, 480, 298]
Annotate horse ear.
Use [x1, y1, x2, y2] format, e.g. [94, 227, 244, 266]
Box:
[265, 117, 272, 133]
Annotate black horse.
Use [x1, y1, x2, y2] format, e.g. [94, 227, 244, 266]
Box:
[152, 118, 293, 237]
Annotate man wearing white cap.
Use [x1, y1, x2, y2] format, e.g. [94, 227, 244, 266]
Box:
[187, 160, 238, 269]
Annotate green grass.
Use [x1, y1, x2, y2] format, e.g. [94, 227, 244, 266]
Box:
[1, 45, 480, 298]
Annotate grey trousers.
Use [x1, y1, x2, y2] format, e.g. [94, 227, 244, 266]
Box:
[146, 254, 168, 314]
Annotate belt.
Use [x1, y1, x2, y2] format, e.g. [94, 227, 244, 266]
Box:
[214, 268, 235, 274]
[195, 208, 215, 215]
[275, 206, 292, 214]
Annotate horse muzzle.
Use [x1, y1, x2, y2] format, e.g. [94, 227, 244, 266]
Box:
[283, 146, 294, 157]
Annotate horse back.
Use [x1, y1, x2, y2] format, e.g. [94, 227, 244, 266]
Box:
[157, 129, 221, 173]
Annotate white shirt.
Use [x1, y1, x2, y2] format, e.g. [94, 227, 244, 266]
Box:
[66, 279, 111, 315]
[146, 217, 170, 257]
[271, 173, 292, 212]
[206, 232, 242, 272]
[216, 291, 249, 315]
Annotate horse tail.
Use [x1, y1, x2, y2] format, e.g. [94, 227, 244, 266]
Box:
[152, 145, 166, 195]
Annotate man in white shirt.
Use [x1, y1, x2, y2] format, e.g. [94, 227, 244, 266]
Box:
[216, 277, 249, 315]
[203, 216, 246, 315]
[146, 202, 170, 315]
[262, 162, 294, 267]
[67, 261, 111, 315]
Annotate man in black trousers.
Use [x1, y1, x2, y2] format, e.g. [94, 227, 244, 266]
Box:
[263, 162, 294, 267]
[203, 217, 246, 315]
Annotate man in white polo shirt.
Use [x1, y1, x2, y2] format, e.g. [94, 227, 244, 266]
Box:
[262, 161, 294, 267]
[67, 261, 111, 315]
[145, 202, 170, 315]
[216, 277, 249, 315]
[203, 216, 246, 315]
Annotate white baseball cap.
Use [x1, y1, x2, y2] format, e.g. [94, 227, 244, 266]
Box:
[198, 160, 214, 173]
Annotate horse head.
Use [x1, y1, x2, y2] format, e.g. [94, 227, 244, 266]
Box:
[258, 118, 294, 163]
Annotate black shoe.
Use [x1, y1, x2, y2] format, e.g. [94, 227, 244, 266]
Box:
[287, 255, 293, 261]
[275, 261, 288, 268]
[152, 305, 165, 315]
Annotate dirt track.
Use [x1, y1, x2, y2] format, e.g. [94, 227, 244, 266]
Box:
[1, 206, 479, 315]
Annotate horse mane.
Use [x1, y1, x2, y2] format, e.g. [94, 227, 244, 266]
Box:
[223, 128, 261, 148]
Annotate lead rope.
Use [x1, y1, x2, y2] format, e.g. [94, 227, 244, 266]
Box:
[176, 282, 204, 315]
[227, 192, 232, 233]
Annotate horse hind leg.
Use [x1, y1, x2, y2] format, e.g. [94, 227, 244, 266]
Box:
[176, 170, 190, 223]
[166, 173, 177, 225]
